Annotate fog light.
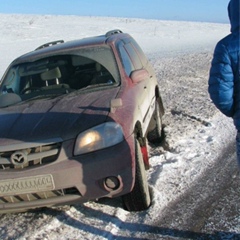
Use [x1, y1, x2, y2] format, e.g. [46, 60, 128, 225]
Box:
[104, 176, 120, 191]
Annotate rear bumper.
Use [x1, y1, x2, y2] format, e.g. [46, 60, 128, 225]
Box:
[0, 138, 134, 212]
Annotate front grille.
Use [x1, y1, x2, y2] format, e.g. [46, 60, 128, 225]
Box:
[0, 187, 80, 204]
[0, 142, 61, 170]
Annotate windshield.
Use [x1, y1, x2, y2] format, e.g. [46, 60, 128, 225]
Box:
[0, 46, 120, 107]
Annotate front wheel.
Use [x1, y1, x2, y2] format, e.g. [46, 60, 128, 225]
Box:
[122, 138, 151, 211]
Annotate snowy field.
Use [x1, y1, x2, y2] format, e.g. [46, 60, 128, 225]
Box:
[0, 14, 237, 239]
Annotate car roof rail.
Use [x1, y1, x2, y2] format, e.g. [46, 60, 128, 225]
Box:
[105, 29, 123, 37]
[35, 40, 64, 51]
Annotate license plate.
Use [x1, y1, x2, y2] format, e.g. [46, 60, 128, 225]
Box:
[0, 175, 55, 196]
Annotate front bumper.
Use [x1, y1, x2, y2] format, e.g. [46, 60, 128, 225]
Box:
[0, 138, 134, 212]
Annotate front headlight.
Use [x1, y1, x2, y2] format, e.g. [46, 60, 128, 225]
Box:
[74, 122, 124, 155]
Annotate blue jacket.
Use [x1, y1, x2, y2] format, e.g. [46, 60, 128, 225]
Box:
[208, 0, 240, 129]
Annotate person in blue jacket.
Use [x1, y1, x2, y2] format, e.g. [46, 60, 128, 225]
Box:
[208, 0, 240, 166]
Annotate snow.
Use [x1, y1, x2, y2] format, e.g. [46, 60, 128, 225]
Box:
[0, 14, 237, 239]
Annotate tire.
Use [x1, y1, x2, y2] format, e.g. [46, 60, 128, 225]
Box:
[147, 99, 163, 144]
[122, 138, 151, 211]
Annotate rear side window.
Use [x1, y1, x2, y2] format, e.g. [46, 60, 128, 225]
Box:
[118, 41, 145, 77]
[118, 43, 135, 76]
[131, 38, 148, 67]
[124, 43, 143, 70]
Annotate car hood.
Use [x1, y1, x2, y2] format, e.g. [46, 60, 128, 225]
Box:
[0, 88, 119, 146]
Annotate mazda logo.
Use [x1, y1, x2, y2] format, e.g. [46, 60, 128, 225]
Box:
[10, 151, 28, 166]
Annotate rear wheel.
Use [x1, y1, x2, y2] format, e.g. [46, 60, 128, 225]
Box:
[122, 138, 151, 211]
[147, 99, 163, 144]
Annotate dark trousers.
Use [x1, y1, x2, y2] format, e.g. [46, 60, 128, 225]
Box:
[236, 131, 240, 167]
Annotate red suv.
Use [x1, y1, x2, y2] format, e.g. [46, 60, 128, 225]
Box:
[0, 29, 164, 212]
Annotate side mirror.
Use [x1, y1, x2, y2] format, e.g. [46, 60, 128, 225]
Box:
[130, 69, 149, 84]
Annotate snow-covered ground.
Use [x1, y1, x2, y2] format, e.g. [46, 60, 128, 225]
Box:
[0, 14, 237, 239]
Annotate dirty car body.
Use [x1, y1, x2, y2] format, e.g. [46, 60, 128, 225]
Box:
[0, 30, 164, 212]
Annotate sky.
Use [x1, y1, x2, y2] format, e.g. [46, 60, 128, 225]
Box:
[0, 0, 230, 23]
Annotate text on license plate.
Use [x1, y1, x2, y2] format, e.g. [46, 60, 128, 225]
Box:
[0, 175, 55, 196]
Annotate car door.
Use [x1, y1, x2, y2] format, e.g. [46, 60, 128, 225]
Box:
[130, 40, 157, 132]
[119, 41, 152, 129]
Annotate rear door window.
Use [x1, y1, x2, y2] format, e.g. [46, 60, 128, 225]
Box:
[124, 43, 143, 70]
[118, 42, 135, 76]
[130, 38, 148, 67]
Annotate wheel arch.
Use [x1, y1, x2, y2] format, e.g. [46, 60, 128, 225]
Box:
[155, 86, 165, 116]
[134, 121, 150, 170]
[134, 121, 144, 144]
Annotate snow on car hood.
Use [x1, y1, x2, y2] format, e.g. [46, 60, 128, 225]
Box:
[0, 88, 119, 146]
